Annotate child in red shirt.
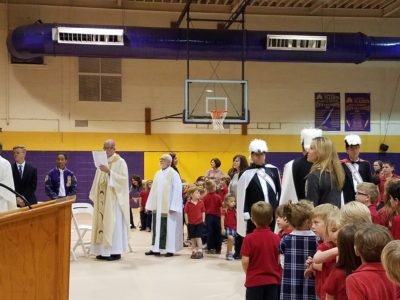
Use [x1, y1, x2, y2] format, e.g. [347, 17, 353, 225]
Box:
[221, 194, 237, 261]
[184, 186, 205, 259]
[346, 224, 396, 300]
[275, 204, 293, 240]
[305, 204, 340, 300]
[217, 176, 229, 200]
[324, 224, 361, 300]
[355, 182, 380, 224]
[386, 180, 400, 239]
[241, 201, 281, 300]
[139, 180, 153, 232]
[203, 180, 223, 254]
[382, 240, 400, 286]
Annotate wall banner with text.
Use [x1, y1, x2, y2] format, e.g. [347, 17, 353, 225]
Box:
[345, 93, 370, 132]
[315, 92, 341, 131]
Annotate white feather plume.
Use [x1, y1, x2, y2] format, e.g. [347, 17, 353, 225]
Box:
[345, 134, 362, 146]
[249, 139, 268, 153]
[301, 128, 323, 150]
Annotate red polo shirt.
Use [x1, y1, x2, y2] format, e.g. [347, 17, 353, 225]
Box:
[222, 208, 236, 230]
[315, 241, 336, 300]
[241, 227, 281, 287]
[368, 204, 380, 224]
[391, 215, 400, 240]
[346, 262, 397, 300]
[202, 192, 222, 216]
[184, 200, 205, 225]
[324, 267, 348, 300]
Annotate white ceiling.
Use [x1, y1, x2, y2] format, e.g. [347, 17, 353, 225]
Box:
[2, 0, 400, 18]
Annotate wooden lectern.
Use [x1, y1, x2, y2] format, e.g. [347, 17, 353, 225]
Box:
[0, 198, 74, 300]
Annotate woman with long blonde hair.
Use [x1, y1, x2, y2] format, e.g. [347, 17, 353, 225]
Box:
[306, 137, 345, 207]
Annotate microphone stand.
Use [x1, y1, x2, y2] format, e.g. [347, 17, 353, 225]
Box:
[0, 182, 32, 209]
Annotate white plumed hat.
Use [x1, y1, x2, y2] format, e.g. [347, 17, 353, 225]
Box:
[249, 139, 268, 153]
[345, 134, 362, 147]
[301, 128, 323, 150]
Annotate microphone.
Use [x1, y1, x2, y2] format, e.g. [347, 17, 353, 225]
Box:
[0, 182, 32, 209]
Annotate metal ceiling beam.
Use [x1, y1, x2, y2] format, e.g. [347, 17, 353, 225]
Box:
[223, 0, 252, 29]
[309, 0, 325, 14]
[383, 0, 400, 17]
[173, 0, 192, 28]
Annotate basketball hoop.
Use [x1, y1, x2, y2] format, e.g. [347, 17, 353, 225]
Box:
[208, 110, 227, 130]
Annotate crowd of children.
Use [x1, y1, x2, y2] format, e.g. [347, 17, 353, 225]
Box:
[239, 178, 400, 300]
[132, 164, 400, 300]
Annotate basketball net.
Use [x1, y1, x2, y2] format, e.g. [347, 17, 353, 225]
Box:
[208, 110, 227, 130]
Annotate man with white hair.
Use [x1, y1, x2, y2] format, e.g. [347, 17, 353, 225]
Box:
[280, 128, 323, 205]
[341, 134, 372, 203]
[236, 139, 281, 237]
[90, 139, 130, 261]
[145, 154, 183, 257]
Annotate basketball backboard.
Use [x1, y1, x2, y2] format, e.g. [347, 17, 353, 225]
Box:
[183, 79, 249, 124]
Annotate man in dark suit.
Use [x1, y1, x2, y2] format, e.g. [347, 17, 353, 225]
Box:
[341, 135, 372, 203]
[12, 145, 37, 207]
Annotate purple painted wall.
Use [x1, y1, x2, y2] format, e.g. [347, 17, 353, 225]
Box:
[2, 151, 144, 203]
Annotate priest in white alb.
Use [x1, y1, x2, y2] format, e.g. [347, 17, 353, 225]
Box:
[90, 139, 130, 261]
[0, 143, 17, 212]
[145, 154, 183, 257]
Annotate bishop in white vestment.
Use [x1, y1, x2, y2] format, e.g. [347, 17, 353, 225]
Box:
[145, 154, 183, 256]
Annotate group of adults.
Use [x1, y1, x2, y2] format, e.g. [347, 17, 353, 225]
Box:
[1, 131, 397, 261]
[0, 143, 77, 212]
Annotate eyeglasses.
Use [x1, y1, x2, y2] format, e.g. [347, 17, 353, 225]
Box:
[356, 191, 368, 196]
[103, 147, 114, 150]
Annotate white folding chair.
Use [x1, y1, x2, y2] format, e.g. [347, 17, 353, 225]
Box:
[71, 203, 93, 257]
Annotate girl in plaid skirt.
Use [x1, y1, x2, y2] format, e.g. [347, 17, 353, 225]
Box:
[280, 200, 318, 300]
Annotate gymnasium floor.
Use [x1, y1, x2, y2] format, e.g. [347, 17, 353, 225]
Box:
[69, 209, 245, 300]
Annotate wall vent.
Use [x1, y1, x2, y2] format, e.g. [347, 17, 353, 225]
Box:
[75, 120, 89, 127]
[52, 27, 124, 46]
[266, 35, 327, 51]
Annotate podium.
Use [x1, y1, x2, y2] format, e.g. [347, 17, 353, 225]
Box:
[0, 198, 74, 300]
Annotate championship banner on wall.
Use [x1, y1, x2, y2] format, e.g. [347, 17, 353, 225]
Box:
[315, 92, 341, 131]
[345, 93, 371, 132]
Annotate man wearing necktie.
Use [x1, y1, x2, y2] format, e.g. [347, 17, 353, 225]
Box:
[11, 145, 37, 207]
[341, 134, 372, 203]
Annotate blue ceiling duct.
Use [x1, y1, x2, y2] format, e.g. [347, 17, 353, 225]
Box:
[7, 23, 400, 63]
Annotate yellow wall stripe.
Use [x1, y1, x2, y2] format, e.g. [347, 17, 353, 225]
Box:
[0, 132, 397, 152]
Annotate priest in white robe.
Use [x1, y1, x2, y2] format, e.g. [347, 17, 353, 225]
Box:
[145, 154, 183, 257]
[90, 139, 130, 261]
[0, 143, 17, 212]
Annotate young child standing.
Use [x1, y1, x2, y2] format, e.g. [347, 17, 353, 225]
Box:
[275, 204, 293, 240]
[202, 180, 223, 254]
[139, 180, 153, 232]
[184, 186, 205, 259]
[241, 201, 281, 300]
[381, 240, 400, 286]
[355, 182, 380, 224]
[280, 200, 318, 300]
[323, 224, 362, 300]
[221, 194, 237, 261]
[386, 180, 400, 239]
[305, 204, 340, 300]
[346, 224, 396, 299]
